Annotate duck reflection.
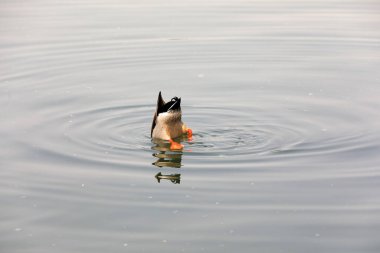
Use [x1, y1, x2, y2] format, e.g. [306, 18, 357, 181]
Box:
[151, 138, 186, 168]
[152, 151, 183, 168]
[151, 138, 187, 184]
[155, 172, 181, 184]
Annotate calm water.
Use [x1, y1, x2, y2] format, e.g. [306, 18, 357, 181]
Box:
[1, 0, 380, 252]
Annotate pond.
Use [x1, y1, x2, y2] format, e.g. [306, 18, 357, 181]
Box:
[1, 0, 380, 252]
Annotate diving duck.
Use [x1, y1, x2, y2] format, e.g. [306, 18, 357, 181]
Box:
[151, 91, 192, 150]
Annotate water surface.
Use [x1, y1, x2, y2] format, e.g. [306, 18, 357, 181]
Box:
[1, 0, 380, 252]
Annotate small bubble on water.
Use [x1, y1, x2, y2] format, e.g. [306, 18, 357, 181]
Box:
[14, 228, 22, 232]
[123, 243, 128, 247]
[162, 239, 168, 243]
[197, 73, 204, 78]
[315, 233, 320, 237]
[81, 184, 85, 188]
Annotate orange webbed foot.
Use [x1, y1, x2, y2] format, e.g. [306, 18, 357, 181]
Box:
[169, 139, 184, 150]
[187, 128, 193, 141]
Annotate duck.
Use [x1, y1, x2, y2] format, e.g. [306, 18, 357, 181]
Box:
[151, 91, 192, 150]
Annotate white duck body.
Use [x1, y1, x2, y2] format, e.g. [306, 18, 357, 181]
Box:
[152, 111, 185, 140]
[151, 92, 188, 140]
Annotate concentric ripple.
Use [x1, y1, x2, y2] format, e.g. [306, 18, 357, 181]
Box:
[38, 104, 154, 168]
[27, 102, 378, 170]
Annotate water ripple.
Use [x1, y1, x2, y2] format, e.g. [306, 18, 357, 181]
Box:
[24, 102, 379, 171]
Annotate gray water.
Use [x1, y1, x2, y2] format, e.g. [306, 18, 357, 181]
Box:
[1, 0, 380, 252]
